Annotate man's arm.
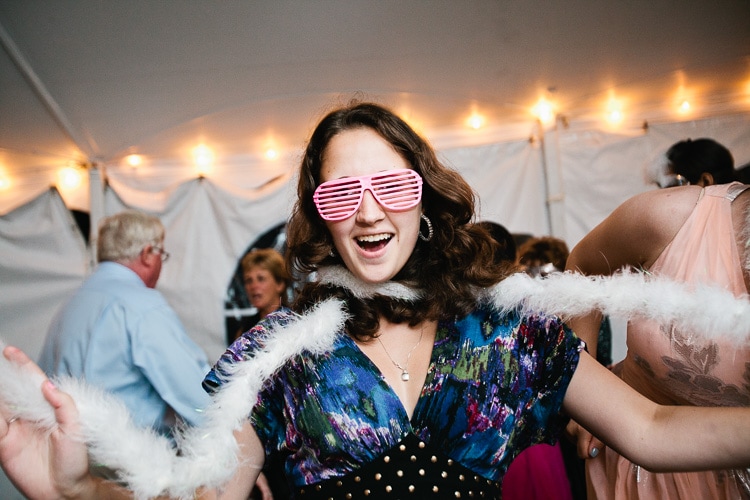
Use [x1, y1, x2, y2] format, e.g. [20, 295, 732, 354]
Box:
[134, 303, 212, 427]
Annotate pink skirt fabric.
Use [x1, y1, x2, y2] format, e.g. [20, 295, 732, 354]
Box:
[587, 446, 750, 499]
[503, 443, 573, 500]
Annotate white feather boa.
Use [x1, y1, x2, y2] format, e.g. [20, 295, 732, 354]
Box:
[0, 299, 346, 499]
[488, 270, 750, 344]
[0, 269, 748, 498]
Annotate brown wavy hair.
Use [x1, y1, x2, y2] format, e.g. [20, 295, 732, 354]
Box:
[286, 101, 511, 340]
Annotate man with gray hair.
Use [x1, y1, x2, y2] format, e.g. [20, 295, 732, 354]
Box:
[39, 210, 211, 435]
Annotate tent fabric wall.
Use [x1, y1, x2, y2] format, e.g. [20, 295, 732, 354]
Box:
[441, 139, 548, 236]
[559, 129, 657, 248]
[0, 188, 88, 358]
[561, 113, 750, 248]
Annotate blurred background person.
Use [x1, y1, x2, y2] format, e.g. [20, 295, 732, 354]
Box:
[652, 137, 736, 188]
[516, 236, 613, 365]
[476, 220, 518, 264]
[504, 237, 570, 500]
[228, 247, 291, 344]
[517, 236, 567, 277]
[38, 210, 211, 436]
[566, 176, 750, 498]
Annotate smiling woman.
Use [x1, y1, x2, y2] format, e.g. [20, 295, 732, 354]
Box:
[318, 129, 424, 285]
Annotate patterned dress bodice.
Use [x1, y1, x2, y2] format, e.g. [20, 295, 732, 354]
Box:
[204, 304, 583, 489]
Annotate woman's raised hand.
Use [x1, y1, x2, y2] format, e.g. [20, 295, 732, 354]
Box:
[0, 346, 95, 499]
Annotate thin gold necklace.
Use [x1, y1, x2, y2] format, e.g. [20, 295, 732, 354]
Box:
[377, 324, 425, 382]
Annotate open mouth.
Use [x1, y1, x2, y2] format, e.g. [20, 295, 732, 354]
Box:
[356, 233, 392, 251]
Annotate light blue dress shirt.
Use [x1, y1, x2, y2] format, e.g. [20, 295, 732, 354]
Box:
[39, 262, 211, 434]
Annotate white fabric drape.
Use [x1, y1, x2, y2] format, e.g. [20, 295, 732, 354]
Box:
[441, 139, 548, 236]
[0, 188, 88, 359]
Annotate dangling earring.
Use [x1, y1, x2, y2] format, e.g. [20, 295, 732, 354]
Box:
[329, 246, 337, 258]
[418, 214, 433, 242]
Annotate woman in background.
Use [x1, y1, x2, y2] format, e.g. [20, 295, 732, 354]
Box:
[230, 248, 291, 344]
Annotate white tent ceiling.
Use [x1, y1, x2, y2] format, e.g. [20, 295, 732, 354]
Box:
[1, 0, 749, 200]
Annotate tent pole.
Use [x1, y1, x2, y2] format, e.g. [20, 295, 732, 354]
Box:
[88, 164, 106, 267]
[536, 120, 566, 238]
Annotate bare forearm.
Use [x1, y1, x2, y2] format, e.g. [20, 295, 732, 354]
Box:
[565, 354, 750, 473]
[634, 404, 750, 472]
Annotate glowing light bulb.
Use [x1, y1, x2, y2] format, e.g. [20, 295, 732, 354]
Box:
[265, 148, 278, 160]
[679, 100, 691, 113]
[193, 145, 213, 165]
[58, 167, 82, 190]
[467, 113, 485, 130]
[192, 144, 214, 176]
[0, 173, 10, 190]
[532, 98, 555, 125]
[605, 97, 624, 125]
[608, 109, 623, 123]
[126, 154, 143, 167]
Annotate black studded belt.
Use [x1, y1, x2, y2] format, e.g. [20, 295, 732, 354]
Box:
[297, 433, 502, 499]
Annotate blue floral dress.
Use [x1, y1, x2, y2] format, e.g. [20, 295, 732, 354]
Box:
[204, 303, 583, 495]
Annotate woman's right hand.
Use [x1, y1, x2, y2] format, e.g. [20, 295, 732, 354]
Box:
[0, 346, 96, 499]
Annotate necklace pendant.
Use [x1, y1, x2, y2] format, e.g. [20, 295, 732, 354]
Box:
[401, 370, 410, 381]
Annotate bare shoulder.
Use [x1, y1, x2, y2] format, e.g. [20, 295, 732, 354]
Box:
[568, 186, 703, 274]
[615, 186, 701, 222]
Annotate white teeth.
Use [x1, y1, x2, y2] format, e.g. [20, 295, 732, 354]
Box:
[357, 233, 391, 243]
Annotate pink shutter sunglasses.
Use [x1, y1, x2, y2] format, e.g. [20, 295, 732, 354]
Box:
[313, 169, 423, 221]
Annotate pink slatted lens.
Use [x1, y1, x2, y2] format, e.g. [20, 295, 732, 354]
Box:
[314, 169, 423, 221]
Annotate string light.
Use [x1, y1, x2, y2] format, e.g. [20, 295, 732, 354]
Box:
[532, 98, 555, 125]
[125, 154, 143, 168]
[264, 148, 278, 160]
[605, 96, 624, 125]
[58, 166, 83, 190]
[467, 113, 485, 130]
[3, 80, 744, 184]
[0, 171, 10, 190]
[672, 79, 697, 117]
[192, 144, 214, 176]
